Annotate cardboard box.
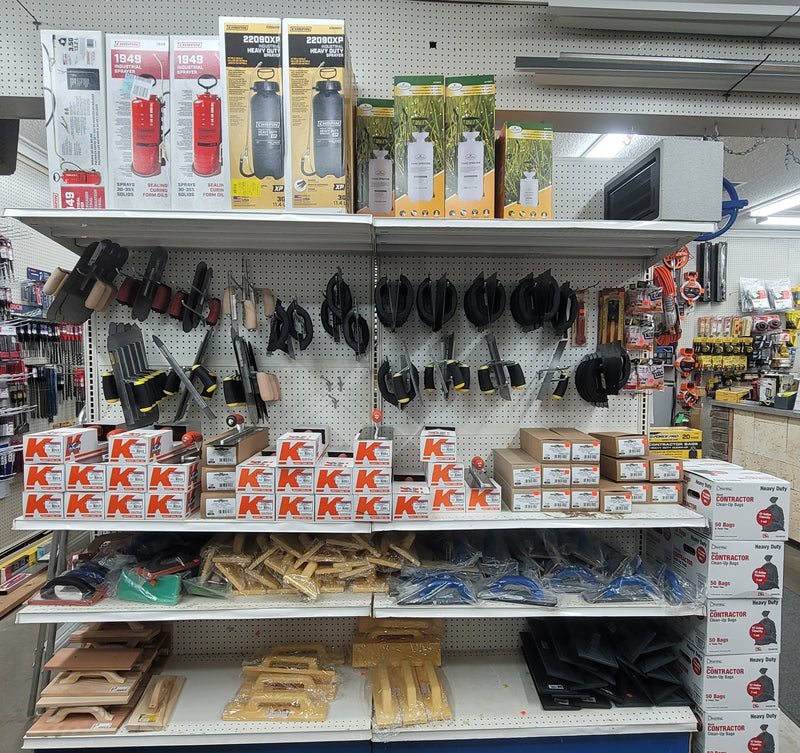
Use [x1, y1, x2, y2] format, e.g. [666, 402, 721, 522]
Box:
[149, 459, 199, 492]
[693, 709, 780, 753]
[276, 431, 326, 466]
[493, 448, 541, 487]
[23, 492, 63, 519]
[540, 463, 571, 486]
[315, 455, 354, 493]
[494, 474, 541, 512]
[466, 479, 502, 513]
[219, 17, 284, 210]
[649, 426, 702, 460]
[541, 487, 571, 511]
[444, 75, 495, 219]
[106, 492, 145, 520]
[715, 387, 752, 404]
[353, 430, 393, 467]
[40, 30, 108, 208]
[571, 463, 600, 487]
[495, 121, 553, 220]
[170, 36, 226, 210]
[648, 453, 684, 482]
[650, 482, 683, 504]
[356, 98, 394, 215]
[393, 75, 444, 218]
[205, 428, 270, 466]
[106, 34, 170, 208]
[598, 481, 633, 513]
[282, 19, 353, 212]
[276, 466, 315, 494]
[622, 482, 651, 504]
[431, 486, 467, 517]
[684, 458, 741, 474]
[353, 466, 392, 494]
[109, 429, 173, 464]
[24, 428, 100, 463]
[316, 494, 353, 521]
[236, 492, 275, 520]
[355, 494, 392, 521]
[600, 454, 649, 482]
[201, 491, 235, 519]
[66, 460, 106, 491]
[65, 491, 104, 519]
[426, 461, 464, 487]
[107, 463, 148, 493]
[393, 480, 431, 520]
[420, 427, 457, 462]
[671, 528, 784, 599]
[520, 428, 571, 463]
[590, 431, 647, 458]
[276, 493, 315, 520]
[683, 598, 781, 655]
[678, 640, 779, 710]
[24, 463, 65, 492]
[202, 466, 236, 492]
[570, 487, 601, 511]
[684, 469, 790, 541]
[146, 490, 198, 519]
[550, 428, 601, 462]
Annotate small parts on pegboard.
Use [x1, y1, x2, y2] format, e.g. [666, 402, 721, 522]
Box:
[620, 284, 665, 394]
[16, 323, 83, 366]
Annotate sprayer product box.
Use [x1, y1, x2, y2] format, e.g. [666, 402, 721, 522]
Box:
[356, 98, 394, 216]
[426, 461, 464, 488]
[684, 469, 790, 541]
[282, 19, 353, 212]
[670, 527, 784, 599]
[316, 493, 353, 521]
[550, 428, 601, 462]
[24, 428, 100, 463]
[236, 492, 275, 520]
[495, 122, 553, 220]
[444, 75, 495, 219]
[393, 76, 445, 218]
[106, 492, 145, 520]
[678, 640, 779, 711]
[693, 709, 780, 753]
[353, 466, 393, 495]
[169, 36, 226, 210]
[105, 35, 170, 208]
[420, 427, 457, 462]
[277, 493, 315, 520]
[355, 494, 392, 521]
[219, 17, 284, 210]
[40, 31, 108, 208]
[493, 448, 541, 487]
[431, 486, 467, 517]
[109, 429, 173, 464]
[64, 491, 104, 519]
[683, 598, 781, 655]
[23, 492, 63, 519]
[24, 463, 65, 492]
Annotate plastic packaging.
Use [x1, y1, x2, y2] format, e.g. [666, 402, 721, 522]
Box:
[392, 569, 478, 605]
[478, 573, 558, 606]
[740, 278, 770, 312]
[766, 278, 793, 311]
[371, 660, 452, 729]
[117, 568, 182, 605]
[183, 575, 232, 599]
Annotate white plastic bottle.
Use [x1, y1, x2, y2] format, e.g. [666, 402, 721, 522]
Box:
[368, 149, 393, 215]
[407, 131, 434, 203]
[457, 131, 484, 202]
[519, 170, 539, 208]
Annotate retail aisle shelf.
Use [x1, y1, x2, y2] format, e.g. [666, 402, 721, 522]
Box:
[372, 651, 698, 742]
[23, 659, 372, 749]
[13, 515, 371, 533]
[372, 504, 707, 531]
[16, 591, 372, 624]
[372, 593, 704, 619]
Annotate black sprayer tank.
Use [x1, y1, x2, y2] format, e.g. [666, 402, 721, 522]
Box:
[250, 80, 283, 180]
[312, 80, 344, 178]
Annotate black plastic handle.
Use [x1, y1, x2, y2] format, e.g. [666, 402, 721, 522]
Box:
[223, 376, 246, 407]
[507, 361, 526, 390]
[478, 365, 495, 394]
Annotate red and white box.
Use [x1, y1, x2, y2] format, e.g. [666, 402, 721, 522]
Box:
[355, 494, 392, 521]
[678, 640, 779, 711]
[354, 466, 392, 495]
[420, 427, 457, 462]
[393, 480, 431, 520]
[693, 709, 780, 753]
[682, 598, 781, 656]
[235, 455, 277, 493]
[65, 491, 104, 519]
[277, 432, 327, 466]
[466, 479, 502, 513]
[24, 428, 100, 463]
[354, 429, 393, 466]
[431, 486, 466, 517]
[149, 459, 199, 492]
[315, 455, 354, 494]
[426, 461, 464, 487]
[684, 469, 790, 541]
[24, 463, 65, 492]
[276, 493, 315, 520]
[316, 494, 353, 521]
[146, 489, 198, 519]
[23, 492, 63, 519]
[276, 466, 315, 494]
[236, 492, 276, 520]
[66, 460, 107, 492]
[106, 492, 145, 520]
[107, 464, 149, 493]
[109, 429, 173, 464]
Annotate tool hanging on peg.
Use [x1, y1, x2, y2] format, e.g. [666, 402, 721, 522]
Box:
[378, 345, 419, 409]
[423, 332, 470, 399]
[478, 333, 525, 400]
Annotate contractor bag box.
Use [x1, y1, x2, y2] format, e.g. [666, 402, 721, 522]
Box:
[681, 598, 781, 655]
[693, 710, 780, 753]
[649, 426, 702, 460]
[40, 31, 109, 208]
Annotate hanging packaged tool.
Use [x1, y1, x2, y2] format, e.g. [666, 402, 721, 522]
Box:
[464, 272, 505, 330]
[574, 342, 631, 407]
[674, 348, 698, 378]
[182, 262, 219, 333]
[375, 276, 414, 331]
[132, 247, 168, 322]
[153, 336, 215, 420]
[343, 308, 370, 357]
[165, 328, 216, 422]
[417, 276, 457, 333]
[680, 271, 704, 306]
[423, 333, 470, 399]
[321, 269, 352, 343]
[478, 333, 526, 400]
[511, 270, 561, 331]
[536, 339, 570, 401]
[551, 282, 579, 336]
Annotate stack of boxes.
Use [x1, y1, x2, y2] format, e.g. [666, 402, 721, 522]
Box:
[669, 463, 790, 753]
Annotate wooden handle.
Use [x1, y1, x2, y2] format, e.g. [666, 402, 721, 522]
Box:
[223, 287, 232, 316]
[270, 644, 328, 659]
[148, 676, 171, 711]
[85, 280, 111, 310]
[365, 628, 425, 640]
[58, 669, 125, 685]
[263, 656, 318, 671]
[257, 371, 273, 401]
[400, 661, 418, 706]
[262, 288, 274, 317]
[48, 705, 112, 724]
[243, 299, 257, 331]
[43, 267, 69, 296]
[268, 374, 282, 401]
[252, 672, 317, 692]
[373, 663, 394, 719]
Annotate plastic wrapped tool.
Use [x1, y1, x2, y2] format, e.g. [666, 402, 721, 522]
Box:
[478, 573, 558, 606]
[393, 570, 478, 605]
[653, 565, 699, 605]
[582, 572, 660, 603]
[117, 568, 182, 605]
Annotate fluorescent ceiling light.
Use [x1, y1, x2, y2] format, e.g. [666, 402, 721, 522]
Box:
[755, 216, 800, 227]
[583, 133, 630, 158]
[749, 191, 800, 217]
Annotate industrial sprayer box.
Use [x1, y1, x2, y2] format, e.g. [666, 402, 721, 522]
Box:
[282, 19, 353, 212]
[106, 35, 170, 208]
[495, 122, 553, 220]
[169, 36, 227, 210]
[393, 76, 444, 217]
[40, 31, 108, 208]
[356, 98, 394, 215]
[219, 17, 284, 210]
[444, 75, 495, 218]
